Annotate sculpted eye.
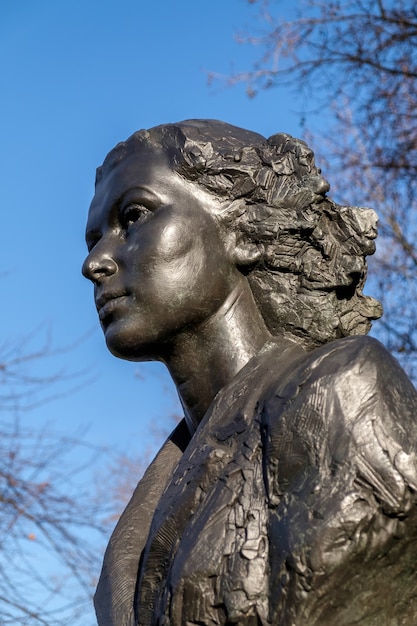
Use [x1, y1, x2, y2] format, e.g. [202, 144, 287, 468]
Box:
[120, 203, 151, 229]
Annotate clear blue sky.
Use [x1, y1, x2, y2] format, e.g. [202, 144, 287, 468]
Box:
[1, 1, 303, 622]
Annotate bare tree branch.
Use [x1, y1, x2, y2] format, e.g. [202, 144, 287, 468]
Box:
[0, 334, 108, 624]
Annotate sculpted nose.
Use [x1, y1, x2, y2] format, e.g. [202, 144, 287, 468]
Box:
[82, 251, 118, 283]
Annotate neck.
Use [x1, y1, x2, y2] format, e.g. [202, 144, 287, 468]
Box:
[162, 279, 273, 433]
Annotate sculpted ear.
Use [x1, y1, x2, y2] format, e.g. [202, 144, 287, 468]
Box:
[230, 233, 263, 267]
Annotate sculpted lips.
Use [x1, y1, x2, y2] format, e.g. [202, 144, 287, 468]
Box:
[96, 292, 129, 321]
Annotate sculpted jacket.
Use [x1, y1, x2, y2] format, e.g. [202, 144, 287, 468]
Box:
[95, 336, 417, 626]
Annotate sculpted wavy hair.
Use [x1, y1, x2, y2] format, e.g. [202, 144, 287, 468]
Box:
[97, 120, 382, 348]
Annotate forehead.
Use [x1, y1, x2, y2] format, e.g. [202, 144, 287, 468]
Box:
[88, 142, 222, 226]
[85, 146, 173, 236]
[93, 144, 171, 203]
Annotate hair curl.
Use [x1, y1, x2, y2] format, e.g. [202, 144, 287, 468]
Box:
[97, 120, 382, 348]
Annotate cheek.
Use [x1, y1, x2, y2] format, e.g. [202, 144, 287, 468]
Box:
[125, 220, 205, 309]
[126, 212, 234, 306]
[129, 216, 196, 264]
[159, 220, 233, 295]
[159, 221, 194, 259]
[160, 222, 209, 284]
[132, 218, 207, 281]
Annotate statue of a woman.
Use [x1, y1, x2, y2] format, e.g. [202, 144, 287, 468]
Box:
[83, 120, 417, 626]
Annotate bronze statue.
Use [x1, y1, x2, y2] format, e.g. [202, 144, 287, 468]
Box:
[83, 120, 417, 625]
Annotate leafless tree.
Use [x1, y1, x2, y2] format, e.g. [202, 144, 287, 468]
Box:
[213, 0, 417, 374]
[0, 333, 108, 625]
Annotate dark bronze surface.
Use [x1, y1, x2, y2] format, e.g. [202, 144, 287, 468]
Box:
[83, 120, 417, 625]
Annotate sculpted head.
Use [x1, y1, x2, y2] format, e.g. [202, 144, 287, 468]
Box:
[83, 119, 382, 359]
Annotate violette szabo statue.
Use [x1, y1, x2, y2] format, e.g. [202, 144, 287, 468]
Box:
[83, 120, 417, 625]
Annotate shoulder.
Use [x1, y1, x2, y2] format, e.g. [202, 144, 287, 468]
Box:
[303, 335, 417, 423]
[260, 336, 417, 510]
[268, 334, 415, 404]
[301, 334, 401, 381]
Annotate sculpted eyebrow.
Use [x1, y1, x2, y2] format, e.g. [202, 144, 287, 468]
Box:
[118, 186, 162, 206]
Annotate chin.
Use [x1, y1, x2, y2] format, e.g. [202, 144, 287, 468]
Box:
[103, 323, 162, 362]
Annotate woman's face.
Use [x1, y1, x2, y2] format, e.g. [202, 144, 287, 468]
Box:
[82, 144, 241, 361]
